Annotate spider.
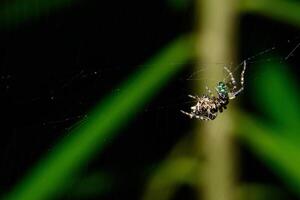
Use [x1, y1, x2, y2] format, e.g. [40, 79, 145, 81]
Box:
[181, 61, 246, 120]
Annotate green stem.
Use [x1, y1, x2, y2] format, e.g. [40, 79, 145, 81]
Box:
[195, 0, 239, 199]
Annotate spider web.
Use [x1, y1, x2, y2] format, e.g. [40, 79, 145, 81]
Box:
[0, 33, 299, 198]
[0, 37, 299, 133]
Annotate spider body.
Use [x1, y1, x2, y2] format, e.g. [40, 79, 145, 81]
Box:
[181, 61, 246, 120]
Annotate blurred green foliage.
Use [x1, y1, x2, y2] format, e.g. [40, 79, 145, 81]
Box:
[251, 62, 300, 130]
[1, 0, 300, 199]
[241, 0, 300, 27]
[3, 35, 195, 200]
[0, 0, 76, 27]
[2, 0, 300, 29]
[238, 62, 300, 196]
[167, 0, 192, 11]
[65, 171, 113, 199]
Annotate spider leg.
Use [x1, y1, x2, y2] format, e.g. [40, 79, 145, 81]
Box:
[229, 61, 247, 99]
[240, 60, 246, 88]
[230, 87, 244, 99]
[188, 94, 200, 100]
[224, 66, 237, 90]
[205, 86, 214, 97]
[199, 116, 211, 120]
[180, 110, 195, 118]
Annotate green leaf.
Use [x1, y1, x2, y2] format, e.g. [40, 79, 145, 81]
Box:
[241, 0, 300, 27]
[66, 171, 113, 199]
[251, 62, 300, 131]
[3, 34, 195, 200]
[0, 0, 76, 28]
[166, 0, 191, 11]
[238, 114, 300, 196]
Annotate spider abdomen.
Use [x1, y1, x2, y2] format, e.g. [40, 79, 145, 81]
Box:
[184, 94, 229, 120]
[191, 95, 219, 120]
[214, 95, 229, 113]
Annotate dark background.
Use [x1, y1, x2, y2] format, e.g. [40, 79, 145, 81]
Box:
[0, 0, 299, 199]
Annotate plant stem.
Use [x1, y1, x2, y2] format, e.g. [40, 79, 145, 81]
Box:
[195, 0, 239, 200]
